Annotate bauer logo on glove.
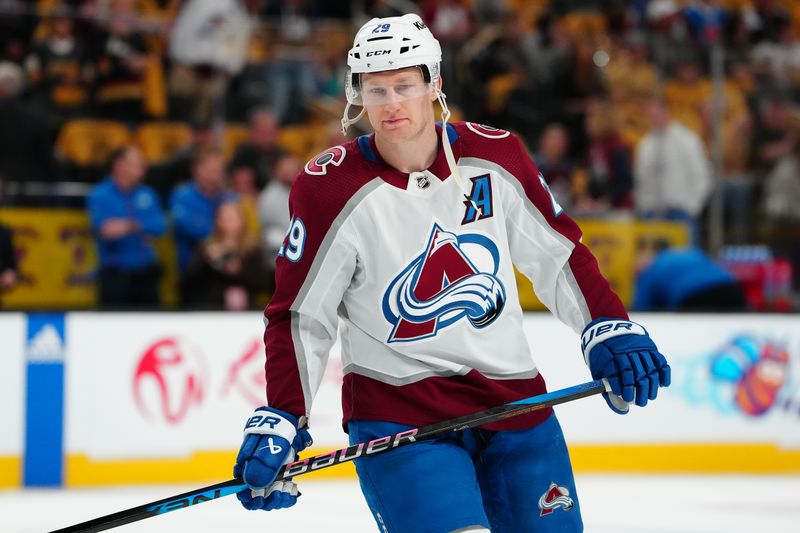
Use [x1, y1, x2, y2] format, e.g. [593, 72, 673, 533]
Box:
[581, 318, 671, 414]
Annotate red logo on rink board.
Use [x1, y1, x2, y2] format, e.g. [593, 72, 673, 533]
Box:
[538, 482, 574, 516]
[305, 146, 346, 175]
[221, 338, 267, 406]
[133, 337, 207, 424]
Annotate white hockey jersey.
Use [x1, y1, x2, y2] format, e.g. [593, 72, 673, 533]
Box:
[264, 122, 627, 431]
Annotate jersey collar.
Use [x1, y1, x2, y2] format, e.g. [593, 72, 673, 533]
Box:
[356, 123, 459, 189]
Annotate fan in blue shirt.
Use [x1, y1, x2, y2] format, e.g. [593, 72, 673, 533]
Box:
[87, 146, 166, 306]
[169, 149, 237, 273]
[633, 240, 748, 311]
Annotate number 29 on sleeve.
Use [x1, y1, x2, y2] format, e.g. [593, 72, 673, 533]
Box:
[278, 217, 306, 262]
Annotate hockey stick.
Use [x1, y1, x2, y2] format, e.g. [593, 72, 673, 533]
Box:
[49, 378, 608, 533]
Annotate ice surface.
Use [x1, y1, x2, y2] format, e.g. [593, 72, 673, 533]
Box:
[1, 475, 798, 532]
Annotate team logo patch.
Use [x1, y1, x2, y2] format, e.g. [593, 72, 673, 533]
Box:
[305, 146, 346, 175]
[466, 122, 510, 139]
[382, 222, 506, 343]
[538, 482, 575, 516]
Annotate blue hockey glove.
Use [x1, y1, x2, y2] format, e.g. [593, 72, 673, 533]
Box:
[234, 406, 313, 511]
[581, 318, 671, 414]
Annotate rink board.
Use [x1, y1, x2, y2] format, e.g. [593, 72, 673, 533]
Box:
[2, 312, 799, 487]
[0, 313, 25, 488]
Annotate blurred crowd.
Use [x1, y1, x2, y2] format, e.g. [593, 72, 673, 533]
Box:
[0, 0, 799, 309]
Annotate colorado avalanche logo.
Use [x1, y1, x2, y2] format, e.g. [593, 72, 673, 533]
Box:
[305, 146, 346, 175]
[538, 482, 575, 516]
[382, 223, 506, 343]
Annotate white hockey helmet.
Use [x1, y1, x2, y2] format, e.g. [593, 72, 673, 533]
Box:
[344, 14, 442, 106]
[341, 14, 443, 133]
[340, 14, 478, 214]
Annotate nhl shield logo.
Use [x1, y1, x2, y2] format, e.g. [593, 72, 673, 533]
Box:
[538, 482, 574, 516]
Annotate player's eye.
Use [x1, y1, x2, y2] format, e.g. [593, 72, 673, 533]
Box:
[368, 87, 387, 97]
[395, 84, 411, 94]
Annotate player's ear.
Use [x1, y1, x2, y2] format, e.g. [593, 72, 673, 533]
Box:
[429, 77, 442, 101]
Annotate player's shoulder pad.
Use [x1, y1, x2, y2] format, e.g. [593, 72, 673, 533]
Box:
[451, 121, 526, 163]
[293, 139, 367, 208]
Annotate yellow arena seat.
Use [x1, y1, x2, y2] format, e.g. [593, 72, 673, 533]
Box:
[55, 119, 131, 167]
[222, 124, 250, 161]
[135, 122, 193, 163]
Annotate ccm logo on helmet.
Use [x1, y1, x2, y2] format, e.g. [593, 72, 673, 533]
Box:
[366, 50, 391, 57]
[305, 146, 346, 175]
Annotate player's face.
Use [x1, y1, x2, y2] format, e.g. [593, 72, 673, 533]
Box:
[362, 68, 435, 143]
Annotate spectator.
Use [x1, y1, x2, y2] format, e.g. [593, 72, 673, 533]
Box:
[170, 148, 236, 275]
[183, 201, 272, 310]
[749, 12, 800, 90]
[763, 145, 800, 284]
[682, 0, 727, 50]
[634, 99, 712, 245]
[24, 4, 93, 119]
[168, 0, 253, 122]
[259, 0, 319, 124]
[229, 162, 262, 246]
[583, 99, 634, 212]
[0, 219, 17, 304]
[87, 145, 166, 307]
[230, 108, 288, 189]
[422, 0, 472, 103]
[0, 61, 54, 187]
[257, 154, 301, 265]
[311, 26, 349, 100]
[533, 123, 575, 211]
[764, 146, 800, 223]
[0, 176, 19, 304]
[633, 239, 748, 312]
[94, 0, 151, 122]
[720, 105, 754, 244]
[750, 93, 796, 180]
[550, 37, 608, 158]
[604, 32, 658, 104]
[0, 0, 36, 65]
[149, 118, 215, 204]
[662, 56, 711, 137]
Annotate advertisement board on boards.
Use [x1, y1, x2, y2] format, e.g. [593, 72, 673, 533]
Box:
[60, 312, 800, 484]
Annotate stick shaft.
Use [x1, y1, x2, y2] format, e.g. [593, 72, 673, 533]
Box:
[49, 379, 606, 533]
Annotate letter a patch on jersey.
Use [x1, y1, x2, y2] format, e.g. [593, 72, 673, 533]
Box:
[382, 223, 506, 343]
[462, 174, 493, 225]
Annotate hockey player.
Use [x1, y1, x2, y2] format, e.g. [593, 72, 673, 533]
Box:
[234, 14, 670, 532]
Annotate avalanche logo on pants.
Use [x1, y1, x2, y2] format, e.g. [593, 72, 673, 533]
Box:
[382, 223, 506, 343]
[538, 482, 574, 516]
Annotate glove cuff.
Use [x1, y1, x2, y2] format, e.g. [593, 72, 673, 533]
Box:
[581, 318, 647, 365]
[243, 407, 298, 444]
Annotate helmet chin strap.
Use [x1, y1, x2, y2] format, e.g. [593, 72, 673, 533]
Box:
[436, 87, 480, 214]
